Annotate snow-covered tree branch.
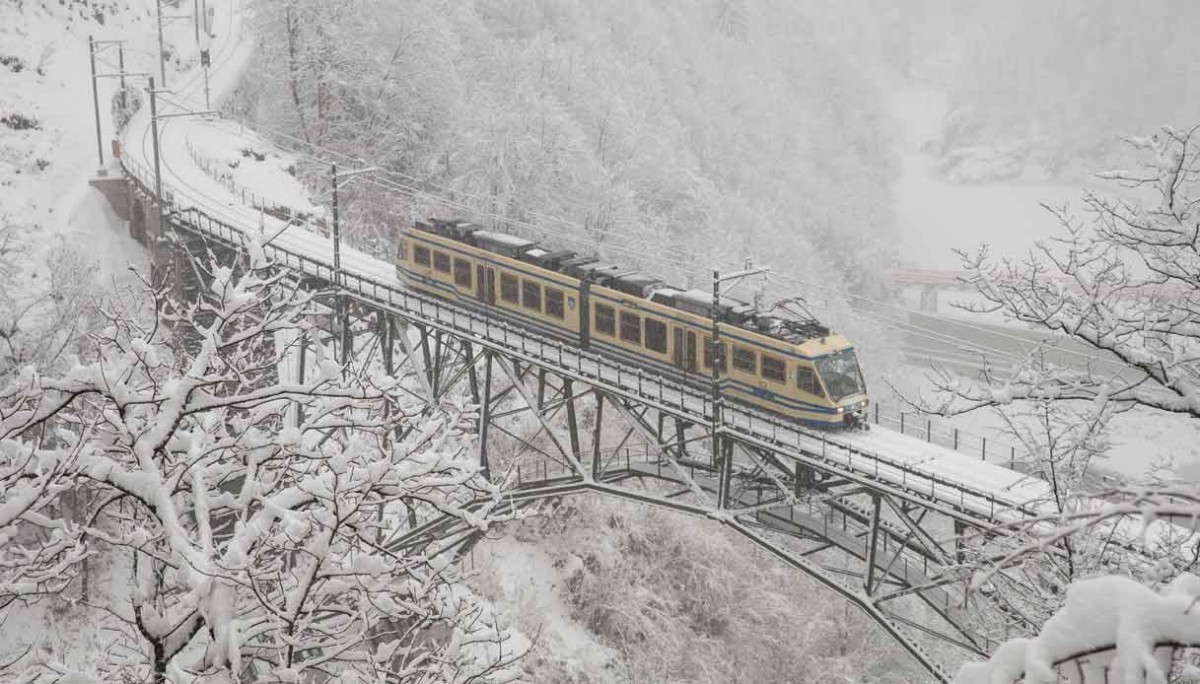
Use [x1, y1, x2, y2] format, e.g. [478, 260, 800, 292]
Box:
[927, 126, 1200, 420]
[0, 245, 523, 682]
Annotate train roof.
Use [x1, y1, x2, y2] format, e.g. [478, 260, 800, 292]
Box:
[409, 218, 836, 347]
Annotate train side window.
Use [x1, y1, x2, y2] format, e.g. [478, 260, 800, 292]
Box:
[414, 245, 431, 267]
[797, 365, 820, 396]
[620, 312, 641, 344]
[732, 345, 757, 374]
[595, 303, 615, 335]
[453, 257, 472, 287]
[433, 251, 451, 273]
[500, 273, 519, 303]
[398, 239, 408, 261]
[700, 333, 715, 367]
[762, 354, 786, 383]
[522, 279, 541, 312]
[546, 288, 565, 319]
[644, 318, 667, 353]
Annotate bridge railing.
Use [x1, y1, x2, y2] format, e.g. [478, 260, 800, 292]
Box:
[873, 406, 1020, 469]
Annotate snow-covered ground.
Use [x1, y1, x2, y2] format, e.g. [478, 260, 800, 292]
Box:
[0, 0, 164, 286]
[885, 87, 1200, 486]
[466, 536, 618, 681]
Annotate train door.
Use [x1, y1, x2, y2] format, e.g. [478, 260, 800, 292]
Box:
[475, 265, 495, 304]
[685, 330, 697, 373]
[673, 329, 699, 373]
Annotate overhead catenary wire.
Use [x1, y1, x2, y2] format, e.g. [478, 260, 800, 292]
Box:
[141, 32, 1134, 378]
[163, 112, 1128, 373]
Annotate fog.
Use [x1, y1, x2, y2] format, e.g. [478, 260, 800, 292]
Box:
[867, 0, 1200, 267]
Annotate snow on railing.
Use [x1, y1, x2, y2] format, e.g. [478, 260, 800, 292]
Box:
[873, 404, 1022, 468]
[183, 136, 325, 232]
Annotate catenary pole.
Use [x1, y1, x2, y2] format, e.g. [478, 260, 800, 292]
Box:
[149, 77, 165, 236]
[88, 36, 104, 166]
[155, 0, 167, 87]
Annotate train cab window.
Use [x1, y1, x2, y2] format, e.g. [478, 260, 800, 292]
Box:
[732, 345, 757, 374]
[595, 303, 616, 335]
[414, 245, 431, 267]
[620, 312, 641, 344]
[453, 257, 472, 287]
[644, 318, 667, 353]
[500, 273, 519, 303]
[522, 279, 541, 311]
[433, 251, 451, 274]
[546, 288, 565, 319]
[797, 366, 821, 396]
[398, 239, 408, 261]
[762, 354, 786, 383]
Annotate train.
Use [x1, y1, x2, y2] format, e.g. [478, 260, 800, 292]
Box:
[394, 219, 869, 428]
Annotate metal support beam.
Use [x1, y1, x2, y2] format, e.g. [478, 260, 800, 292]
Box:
[495, 358, 585, 477]
[564, 378, 581, 462]
[865, 494, 882, 595]
[478, 352, 492, 480]
[88, 36, 104, 166]
[592, 392, 605, 480]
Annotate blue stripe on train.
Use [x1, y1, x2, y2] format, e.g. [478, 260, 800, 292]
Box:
[586, 338, 839, 416]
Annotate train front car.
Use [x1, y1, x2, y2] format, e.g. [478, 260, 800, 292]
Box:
[813, 346, 869, 428]
[732, 312, 870, 430]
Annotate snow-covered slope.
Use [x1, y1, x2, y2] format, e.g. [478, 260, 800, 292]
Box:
[468, 496, 925, 683]
[0, 0, 158, 275]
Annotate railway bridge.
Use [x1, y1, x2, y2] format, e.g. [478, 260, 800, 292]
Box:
[81, 0, 1200, 680]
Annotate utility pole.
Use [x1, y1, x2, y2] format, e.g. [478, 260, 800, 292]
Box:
[149, 77, 165, 237]
[193, 0, 200, 44]
[711, 268, 725, 506]
[331, 163, 345, 365]
[155, 0, 167, 87]
[88, 35, 104, 166]
[329, 165, 379, 366]
[200, 48, 211, 110]
[118, 43, 127, 113]
[711, 262, 772, 510]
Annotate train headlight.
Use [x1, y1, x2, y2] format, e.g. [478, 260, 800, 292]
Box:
[837, 406, 844, 414]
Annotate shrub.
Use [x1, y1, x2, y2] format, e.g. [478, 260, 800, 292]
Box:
[1, 113, 41, 130]
[0, 55, 25, 72]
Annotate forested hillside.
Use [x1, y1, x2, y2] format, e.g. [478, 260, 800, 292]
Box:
[870, 0, 1200, 181]
[237, 0, 898, 297]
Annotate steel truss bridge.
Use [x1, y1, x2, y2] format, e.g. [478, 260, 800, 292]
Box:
[89, 0, 1200, 679]
[119, 159, 1054, 680]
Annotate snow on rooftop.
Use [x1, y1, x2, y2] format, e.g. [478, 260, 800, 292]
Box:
[474, 230, 536, 247]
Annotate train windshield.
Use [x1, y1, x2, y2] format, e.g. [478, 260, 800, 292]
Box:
[815, 349, 865, 402]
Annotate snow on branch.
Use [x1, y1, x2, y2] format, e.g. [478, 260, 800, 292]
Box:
[0, 251, 523, 682]
[927, 126, 1200, 420]
[954, 572, 1200, 684]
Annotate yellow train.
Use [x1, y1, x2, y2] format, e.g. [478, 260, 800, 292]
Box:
[395, 219, 869, 428]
